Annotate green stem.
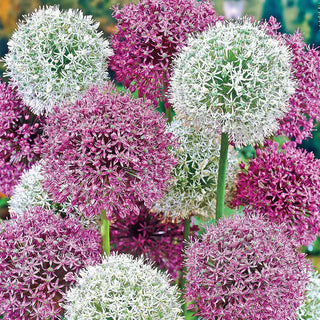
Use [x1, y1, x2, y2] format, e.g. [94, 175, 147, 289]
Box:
[215, 132, 229, 221]
[101, 209, 110, 256]
[180, 217, 191, 316]
[165, 107, 173, 123]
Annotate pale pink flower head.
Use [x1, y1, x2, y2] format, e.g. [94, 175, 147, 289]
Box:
[185, 214, 311, 320]
[0, 206, 101, 319]
[110, 203, 198, 280]
[41, 83, 177, 219]
[110, 0, 222, 108]
[0, 81, 44, 196]
[231, 141, 320, 246]
[263, 17, 320, 143]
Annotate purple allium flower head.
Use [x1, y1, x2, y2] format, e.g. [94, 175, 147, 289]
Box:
[110, 203, 198, 280]
[230, 141, 320, 246]
[0, 81, 44, 196]
[0, 206, 101, 319]
[185, 214, 311, 320]
[41, 83, 177, 219]
[263, 17, 320, 144]
[110, 0, 222, 108]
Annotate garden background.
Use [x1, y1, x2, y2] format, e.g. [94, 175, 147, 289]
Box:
[1, 0, 320, 268]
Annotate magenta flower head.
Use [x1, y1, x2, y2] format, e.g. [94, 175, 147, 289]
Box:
[110, 0, 222, 108]
[263, 17, 320, 144]
[230, 141, 320, 246]
[110, 203, 198, 280]
[185, 214, 311, 320]
[0, 206, 101, 319]
[41, 83, 177, 219]
[0, 81, 44, 196]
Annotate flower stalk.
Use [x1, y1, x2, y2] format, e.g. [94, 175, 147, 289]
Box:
[215, 132, 229, 221]
[101, 209, 110, 255]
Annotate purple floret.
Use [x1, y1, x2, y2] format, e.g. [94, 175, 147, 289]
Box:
[110, 0, 223, 109]
[185, 214, 311, 320]
[231, 141, 320, 246]
[0, 81, 44, 196]
[41, 82, 177, 219]
[0, 206, 101, 319]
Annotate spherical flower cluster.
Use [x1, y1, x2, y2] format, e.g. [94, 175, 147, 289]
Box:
[297, 271, 320, 320]
[64, 253, 183, 319]
[4, 6, 113, 115]
[0, 81, 44, 196]
[230, 141, 320, 246]
[110, 203, 198, 280]
[41, 83, 177, 219]
[153, 120, 239, 219]
[169, 18, 296, 148]
[0, 207, 102, 319]
[263, 17, 320, 144]
[8, 162, 97, 228]
[185, 214, 311, 320]
[110, 0, 222, 108]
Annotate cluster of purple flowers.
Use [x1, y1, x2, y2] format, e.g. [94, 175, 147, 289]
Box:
[41, 83, 177, 219]
[231, 141, 320, 246]
[110, 0, 223, 108]
[0, 81, 44, 196]
[0, 207, 101, 319]
[110, 203, 198, 280]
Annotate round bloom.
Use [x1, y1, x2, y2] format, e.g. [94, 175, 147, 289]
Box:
[0, 207, 102, 319]
[41, 83, 177, 219]
[230, 141, 320, 246]
[8, 162, 97, 228]
[263, 17, 320, 144]
[110, 0, 222, 108]
[64, 253, 183, 319]
[0, 81, 44, 196]
[110, 203, 198, 280]
[4, 6, 113, 115]
[169, 18, 296, 148]
[297, 271, 320, 320]
[153, 120, 239, 219]
[185, 214, 311, 320]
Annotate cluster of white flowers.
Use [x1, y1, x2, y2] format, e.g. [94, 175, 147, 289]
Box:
[152, 120, 238, 219]
[8, 162, 96, 228]
[4, 6, 113, 115]
[9, 163, 54, 215]
[169, 18, 296, 148]
[64, 253, 183, 320]
[297, 271, 320, 320]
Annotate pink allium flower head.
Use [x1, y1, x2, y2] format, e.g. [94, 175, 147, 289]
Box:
[230, 141, 320, 246]
[110, 203, 198, 280]
[0, 81, 44, 196]
[185, 214, 311, 320]
[110, 0, 223, 108]
[0, 206, 101, 319]
[263, 17, 320, 144]
[41, 83, 177, 219]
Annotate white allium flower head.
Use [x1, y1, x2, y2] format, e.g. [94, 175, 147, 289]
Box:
[8, 162, 95, 228]
[297, 271, 320, 320]
[152, 120, 238, 219]
[4, 6, 113, 115]
[64, 253, 183, 320]
[169, 18, 296, 148]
